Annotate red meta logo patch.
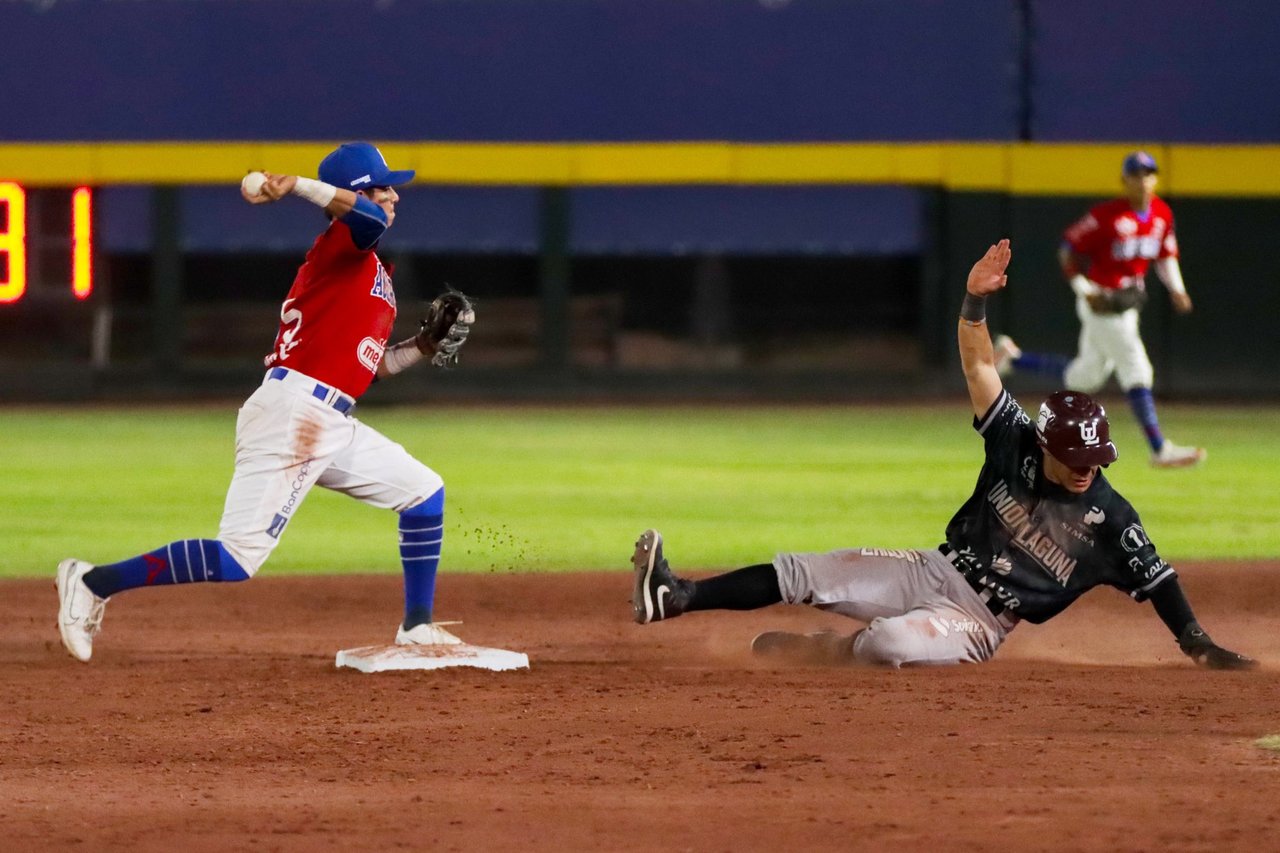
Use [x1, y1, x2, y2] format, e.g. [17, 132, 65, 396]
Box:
[357, 336, 384, 371]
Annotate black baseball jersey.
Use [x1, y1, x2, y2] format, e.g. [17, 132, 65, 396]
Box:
[941, 390, 1175, 624]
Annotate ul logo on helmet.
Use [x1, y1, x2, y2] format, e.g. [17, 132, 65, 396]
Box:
[1079, 421, 1100, 446]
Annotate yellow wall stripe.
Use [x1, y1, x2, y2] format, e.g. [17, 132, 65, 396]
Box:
[1, 141, 1278, 196]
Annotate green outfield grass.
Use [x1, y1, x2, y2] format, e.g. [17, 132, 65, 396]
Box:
[3, 401, 1277, 578]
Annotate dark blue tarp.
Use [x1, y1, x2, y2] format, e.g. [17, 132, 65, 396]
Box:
[4, 0, 1016, 142]
[1030, 0, 1280, 142]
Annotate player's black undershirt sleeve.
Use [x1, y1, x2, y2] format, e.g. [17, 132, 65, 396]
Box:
[1147, 577, 1198, 639]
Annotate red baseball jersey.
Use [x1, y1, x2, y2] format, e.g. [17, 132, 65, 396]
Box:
[1062, 197, 1178, 290]
[263, 220, 395, 398]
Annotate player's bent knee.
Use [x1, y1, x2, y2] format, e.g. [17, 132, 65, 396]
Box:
[395, 472, 444, 515]
[217, 535, 271, 579]
[1117, 363, 1154, 391]
[209, 542, 252, 582]
[405, 485, 444, 517]
[851, 618, 912, 668]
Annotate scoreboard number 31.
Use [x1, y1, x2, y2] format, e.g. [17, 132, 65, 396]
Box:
[0, 182, 94, 304]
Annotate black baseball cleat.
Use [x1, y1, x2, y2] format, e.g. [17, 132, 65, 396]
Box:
[631, 529, 692, 624]
[750, 630, 857, 666]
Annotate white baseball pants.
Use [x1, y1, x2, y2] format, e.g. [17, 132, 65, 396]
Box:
[216, 369, 443, 575]
[1063, 295, 1155, 392]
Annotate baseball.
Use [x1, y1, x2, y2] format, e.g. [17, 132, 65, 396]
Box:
[241, 171, 267, 197]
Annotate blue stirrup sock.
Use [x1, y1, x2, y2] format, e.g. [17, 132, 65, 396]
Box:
[1126, 386, 1165, 452]
[82, 539, 250, 599]
[1012, 351, 1071, 382]
[400, 488, 445, 629]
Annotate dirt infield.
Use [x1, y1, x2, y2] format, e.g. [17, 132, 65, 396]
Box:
[6, 564, 1280, 852]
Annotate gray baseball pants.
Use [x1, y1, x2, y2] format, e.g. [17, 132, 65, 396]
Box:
[772, 547, 1016, 667]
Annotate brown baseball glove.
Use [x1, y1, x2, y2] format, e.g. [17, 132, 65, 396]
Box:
[418, 287, 476, 367]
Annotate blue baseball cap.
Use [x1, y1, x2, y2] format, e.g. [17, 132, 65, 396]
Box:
[318, 142, 415, 189]
[1122, 150, 1158, 176]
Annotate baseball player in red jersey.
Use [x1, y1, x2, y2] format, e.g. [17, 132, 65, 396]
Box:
[54, 142, 474, 662]
[993, 151, 1206, 468]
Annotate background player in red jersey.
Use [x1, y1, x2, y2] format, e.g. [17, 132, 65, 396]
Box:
[54, 142, 475, 662]
[993, 151, 1205, 468]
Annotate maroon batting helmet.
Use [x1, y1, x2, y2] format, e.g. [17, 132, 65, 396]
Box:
[1035, 391, 1118, 468]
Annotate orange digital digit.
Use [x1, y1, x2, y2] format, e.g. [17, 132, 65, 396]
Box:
[72, 186, 93, 300]
[0, 182, 27, 304]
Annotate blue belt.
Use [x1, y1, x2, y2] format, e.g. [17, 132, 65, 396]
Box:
[267, 366, 355, 415]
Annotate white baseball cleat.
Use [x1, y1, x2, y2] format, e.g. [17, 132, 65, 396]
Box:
[992, 335, 1022, 378]
[1151, 440, 1206, 468]
[55, 559, 107, 662]
[395, 622, 464, 646]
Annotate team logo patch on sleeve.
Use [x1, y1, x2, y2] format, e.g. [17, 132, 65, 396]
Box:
[1120, 524, 1150, 553]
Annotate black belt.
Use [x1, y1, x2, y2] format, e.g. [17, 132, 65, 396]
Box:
[939, 544, 1019, 630]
